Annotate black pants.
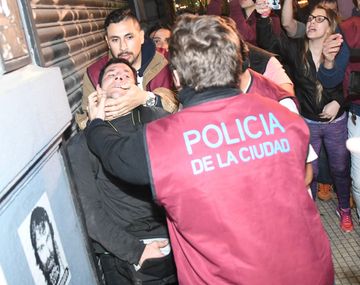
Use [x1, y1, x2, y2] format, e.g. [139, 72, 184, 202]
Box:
[98, 253, 177, 285]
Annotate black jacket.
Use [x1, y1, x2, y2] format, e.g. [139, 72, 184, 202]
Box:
[85, 87, 241, 185]
[67, 106, 169, 265]
[256, 17, 345, 121]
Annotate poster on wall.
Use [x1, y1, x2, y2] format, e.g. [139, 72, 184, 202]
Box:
[0, 0, 30, 73]
[18, 193, 71, 285]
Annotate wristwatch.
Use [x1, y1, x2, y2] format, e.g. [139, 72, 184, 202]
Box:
[145, 92, 157, 107]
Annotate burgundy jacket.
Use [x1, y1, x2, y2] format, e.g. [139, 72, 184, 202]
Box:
[145, 88, 333, 285]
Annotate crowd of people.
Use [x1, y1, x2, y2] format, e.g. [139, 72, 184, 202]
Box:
[66, 0, 360, 284]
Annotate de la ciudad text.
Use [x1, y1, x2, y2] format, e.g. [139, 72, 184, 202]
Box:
[183, 112, 290, 175]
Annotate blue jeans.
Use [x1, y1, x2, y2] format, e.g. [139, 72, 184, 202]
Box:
[305, 114, 351, 209]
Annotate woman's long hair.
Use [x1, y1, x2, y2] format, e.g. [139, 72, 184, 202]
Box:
[302, 5, 340, 104]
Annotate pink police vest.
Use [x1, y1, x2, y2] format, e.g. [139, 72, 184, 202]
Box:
[249, 69, 296, 102]
[145, 93, 334, 285]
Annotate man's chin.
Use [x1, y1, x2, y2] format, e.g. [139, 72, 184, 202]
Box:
[118, 55, 133, 64]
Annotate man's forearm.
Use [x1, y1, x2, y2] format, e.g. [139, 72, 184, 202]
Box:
[85, 119, 150, 185]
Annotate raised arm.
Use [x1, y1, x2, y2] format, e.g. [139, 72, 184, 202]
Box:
[229, 0, 258, 45]
[281, 0, 305, 38]
[86, 119, 150, 185]
[256, 15, 282, 55]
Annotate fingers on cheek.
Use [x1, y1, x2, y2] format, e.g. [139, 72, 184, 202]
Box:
[104, 106, 114, 112]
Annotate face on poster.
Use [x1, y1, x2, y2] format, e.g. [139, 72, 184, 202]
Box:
[18, 193, 71, 285]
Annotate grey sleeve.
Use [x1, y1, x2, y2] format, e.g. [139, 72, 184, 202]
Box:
[292, 21, 306, 39]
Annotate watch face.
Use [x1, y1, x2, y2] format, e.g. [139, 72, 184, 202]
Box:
[146, 94, 156, 107]
[146, 98, 156, 107]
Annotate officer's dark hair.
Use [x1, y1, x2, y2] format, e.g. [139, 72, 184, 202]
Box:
[104, 8, 140, 32]
[169, 14, 242, 91]
[353, 0, 359, 9]
[98, 58, 138, 86]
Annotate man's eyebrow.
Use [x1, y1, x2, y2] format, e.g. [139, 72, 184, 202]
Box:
[108, 32, 134, 39]
[104, 68, 116, 74]
[105, 67, 132, 74]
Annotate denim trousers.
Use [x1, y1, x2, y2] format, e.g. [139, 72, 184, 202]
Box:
[306, 114, 351, 209]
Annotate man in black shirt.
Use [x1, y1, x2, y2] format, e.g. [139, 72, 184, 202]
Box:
[66, 58, 176, 285]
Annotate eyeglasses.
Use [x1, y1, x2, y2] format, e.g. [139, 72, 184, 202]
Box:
[307, 15, 330, 23]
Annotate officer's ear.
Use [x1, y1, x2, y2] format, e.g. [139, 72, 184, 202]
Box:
[172, 70, 181, 90]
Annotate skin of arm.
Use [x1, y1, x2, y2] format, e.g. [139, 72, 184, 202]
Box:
[139, 240, 168, 266]
[305, 144, 317, 187]
[103, 85, 148, 120]
[305, 163, 313, 187]
[281, 0, 299, 37]
[263, 56, 295, 95]
[278, 83, 295, 95]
